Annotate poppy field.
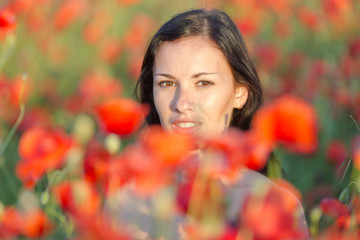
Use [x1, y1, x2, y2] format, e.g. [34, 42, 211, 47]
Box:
[1, 0, 360, 239]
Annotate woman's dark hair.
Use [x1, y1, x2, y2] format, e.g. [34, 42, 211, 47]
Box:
[134, 9, 263, 130]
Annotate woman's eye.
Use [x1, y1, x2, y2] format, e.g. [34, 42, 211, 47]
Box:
[197, 81, 213, 87]
[159, 81, 176, 87]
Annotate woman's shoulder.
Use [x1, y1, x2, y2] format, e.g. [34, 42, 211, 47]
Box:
[225, 168, 310, 239]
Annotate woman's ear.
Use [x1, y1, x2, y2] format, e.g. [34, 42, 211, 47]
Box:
[233, 85, 248, 109]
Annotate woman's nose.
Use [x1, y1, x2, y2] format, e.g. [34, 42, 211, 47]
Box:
[171, 87, 194, 113]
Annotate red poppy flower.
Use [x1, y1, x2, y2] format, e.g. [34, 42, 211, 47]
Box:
[21, 210, 53, 238]
[320, 198, 350, 221]
[73, 213, 130, 240]
[83, 139, 112, 186]
[253, 94, 318, 154]
[235, 16, 259, 37]
[53, 181, 129, 239]
[0, 207, 21, 239]
[53, 180, 101, 217]
[240, 183, 308, 239]
[349, 37, 360, 59]
[119, 144, 170, 195]
[95, 98, 148, 137]
[123, 14, 154, 51]
[176, 175, 224, 220]
[82, 10, 112, 44]
[112, 126, 195, 195]
[127, 53, 143, 80]
[254, 44, 280, 71]
[326, 140, 347, 168]
[19, 107, 53, 131]
[353, 135, 360, 170]
[16, 126, 72, 188]
[0, 8, 16, 39]
[53, 0, 87, 31]
[322, 0, 351, 27]
[204, 128, 271, 180]
[141, 126, 195, 167]
[99, 38, 123, 64]
[298, 8, 320, 31]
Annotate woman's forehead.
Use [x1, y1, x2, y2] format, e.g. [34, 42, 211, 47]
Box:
[153, 36, 228, 73]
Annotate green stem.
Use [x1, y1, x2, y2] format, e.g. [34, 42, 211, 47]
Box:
[339, 155, 352, 185]
[0, 104, 25, 157]
[267, 152, 282, 179]
[348, 181, 360, 194]
[0, 157, 18, 198]
[350, 115, 360, 132]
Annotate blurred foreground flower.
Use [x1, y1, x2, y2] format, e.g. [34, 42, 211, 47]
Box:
[16, 126, 73, 188]
[53, 180, 130, 240]
[239, 181, 308, 240]
[0, 207, 53, 239]
[95, 98, 148, 137]
[253, 94, 318, 154]
[0, 8, 16, 40]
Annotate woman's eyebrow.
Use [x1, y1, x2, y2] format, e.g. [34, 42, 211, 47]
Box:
[154, 72, 217, 79]
[191, 72, 217, 78]
[154, 73, 176, 79]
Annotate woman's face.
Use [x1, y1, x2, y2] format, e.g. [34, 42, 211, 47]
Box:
[153, 36, 248, 139]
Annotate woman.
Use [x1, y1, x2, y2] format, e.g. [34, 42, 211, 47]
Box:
[115, 9, 309, 239]
[135, 9, 262, 134]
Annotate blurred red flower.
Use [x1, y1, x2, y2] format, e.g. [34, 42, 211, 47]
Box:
[0, 207, 21, 239]
[176, 175, 224, 220]
[353, 135, 360, 170]
[53, 0, 87, 31]
[322, 0, 352, 28]
[123, 14, 154, 51]
[204, 128, 271, 181]
[95, 98, 148, 137]
[0, 8, 16, 40]
[16, 126, 72, 188]
[326, 140, 347, 168]
[112, 126, 195, 195]
[141, 126, 195, 167]
[53, 180, 130, 239]
[0, 207, 52, 239]
[53, 180, 101, 217]
[254, 44, 280, 72]
[19, 107, 53, 131]
[84, 139, 111, 182]
[320, 198, 349, 218]
[72, 213, 130, 240]
[274, 21, 291, 38]
[320, 198, 350, 228]
[127, 53, 143, 80]
[21, 210, 53, 238]
[235, 16, 259, 37]
[253, 94, 318, 154]
[348, 37, 360, 59]
[298, 8, 320, 31]
[240, 182, 308, 240]
[99, 37, 123, 64]
[0, 75, 29, 124]
[6, 0, 47, 14]
[83, 9, 112, 44]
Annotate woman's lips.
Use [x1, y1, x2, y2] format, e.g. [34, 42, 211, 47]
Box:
[171, 120, 201, 135]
